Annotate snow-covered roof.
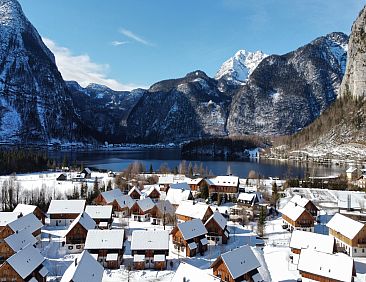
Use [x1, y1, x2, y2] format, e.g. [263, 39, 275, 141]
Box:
[84, 229, 124, 250]
[186, 178, 203, 185]
[8, 213, 43, 234]
[131, 230, 169, 251]
[176, 200, 211, 220]
[326, 213, 364, 240]
[166, 188, 192, 206]
[158, 175, 174, 185]
[47, 200, 86, 215]
[137, 197, 155, 212]
[85, 205, 112, 219]
[13, 204, 37, 215]
[298, 249, 354, 282]
[238, 193, 256, 202]
[172, 261, 220, 282]
[82, 167, 92, 174]
[100, 189, 124, 203]
[141, 185, 160, 198]
[219, 245, 261, 279]
[0, 212, 21, 226]
[60, 250, 104, 282]
[128, 186, 142, 196]
[155, 200, 175, 215]
[346, 167, 357, 173]
[65, 212, 95, 236]
[177, 218, 207, 240]
[280, 201, 309, 222]
[206, 176, 239, 187]
[290, 195, 312, 208]
[290, 230, 334, 254]
[7, 244, 44, 279]
[205, 211, 227, 230]
[115, 195, 135, 209]
[4, 228, 37, 252]
[170, 182, 191, 190]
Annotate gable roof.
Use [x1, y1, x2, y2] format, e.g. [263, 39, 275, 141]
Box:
[141, 185, 161, 198]
[60, 251, 104, 282]
[290, 195, 317, 210]
[281, 201, 311, 222]
[0, 212, 21, 226]
[216, 245, 261, 279]
[84, 229, 124, 250]
[298, 249, 354, 282]
[136, 197, 155, 212]
[238, 193, 256, 202]
[206, 176, 239, 187]
[128, 186, 142, 196]
[115, 195, 135, 209]
[8, 213, 43, 234]
[155, 200, 175, 216]
[290, 230, 334, 254]
[172, 261, 220, 282]
[65, 212, 95, 237]
[131, 230, 169, 251]
[177, 218, 207, 240]
[100, 189, 124, 203]
[85, 205, 112, 219]
[13, 204, 37, 215]
[166, 188, 192, 206]
[346, 167, 358, 173]
[5, 228, 37, 252]
[47, 200, 86, 215]
[186, 178, 204, 185]
[176, 200, 212, 220]
[326, 213, 364, 240]
[170, 182, 190, 190]
[205, 211, 227, 230]
[7, 244, 45, 279]
[158, 175, 174, 185]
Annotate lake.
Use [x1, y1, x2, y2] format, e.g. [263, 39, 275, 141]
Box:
[48, 148, 344, 179]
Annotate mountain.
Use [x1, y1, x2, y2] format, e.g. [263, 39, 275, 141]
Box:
[215, 50, 268, 85]
[0, 0, 92, 144]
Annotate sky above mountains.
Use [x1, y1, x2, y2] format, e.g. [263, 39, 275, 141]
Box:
[19, 0, 365, 90]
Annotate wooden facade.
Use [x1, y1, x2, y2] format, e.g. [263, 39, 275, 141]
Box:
[212, 258, 259, 282]
[88, 249, 124, 269]
[150, 205, 174, 225]
[189, 179, 205, 191]
[129, 189, 141, 200]
[208, 185, 238, 194]
[205, 217, 229, 244]
[171, 227, 208, 257]
[33, 207, 47, 225]
[65, 222, 89, 247]
[304, 201, 319, 217]
[132, 249, 168, 270]
[176, 207, 213, 223]
[299, 270, 355, 282]
[49, 213, 80, 226]
[93, 193, 108, 205]
[0, 227, 15, 261]
[0, 262, 46, 282]
[282, 211, 314, 229]
[147, 188, 160, 201]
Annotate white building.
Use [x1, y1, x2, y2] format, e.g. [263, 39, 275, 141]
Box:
[47, 199, 86, 226]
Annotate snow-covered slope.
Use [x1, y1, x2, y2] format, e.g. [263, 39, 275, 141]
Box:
[215, 50, 268, 84]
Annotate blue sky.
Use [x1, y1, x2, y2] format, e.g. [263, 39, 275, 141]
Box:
[19, 0, 365, 90]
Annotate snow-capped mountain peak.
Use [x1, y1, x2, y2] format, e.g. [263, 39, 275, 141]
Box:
[215, 50, 268, 84]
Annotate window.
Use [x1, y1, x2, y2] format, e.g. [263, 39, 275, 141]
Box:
[355, 249, 357, 253]
[363, 249, 365, 253]
[76, 245, 82, 249]
[68, 246, 73, 250]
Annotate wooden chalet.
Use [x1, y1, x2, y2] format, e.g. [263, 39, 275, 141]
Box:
[112, 195, 135, 217]
[158, 175, 174, 192]
[166, 183, 193, 208]
[84, 229, 125, 269]
[128, 186, 142, 200]
[206, 176, 239, 198]
[205, 211, 229, 244]
[131, 230, 169, 270]
[171, 218, 208, 257]
[47, 199, 86, 226]
[211, 245, 263, 282]
[85, 205, 113, 229]
[289, 230, 335, 256]
[175, 200, 213, 223]
[327, 213, 366, 257]
[150, 200, 175, 226]
[289, 195, 319, 217]
[93, 188, 124, 206]
[13, 204, 47, 224]
[281, 201, 314, 232]
[1, 229, 37, 261]
[130, 198, 155, 221]
[6, 213, 43, 241]
[141, 185, 161, 202]
[186, 178, 205, 191]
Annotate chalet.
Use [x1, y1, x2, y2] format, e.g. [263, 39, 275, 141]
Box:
[60, 250, 104, 282]
[175, 200, 213, 223]
[84, 229, 125, 269]
[281, 201, 315, 232]
[94, 188, 124, 205]
[7, 213, 43, 241]
[158, 175, 174, 192]
[128, 186, 142, 200]
[211, 245, 263, 282]
[237, 193, 260, 206]
[171, 218, 208, 257]
[289, 230, 335, 257]
[150, 200, 175, 226]
[130, 198, 155, 221]
[64, 212, 96, 253]
[141, 185, 161, 202]
[205, 211, 229, 244]
[289, 195, 319, 217]
[327, 213, 366, 257]
[1, 228, 37, 261]
[172, 261, 220, 282]
[206, 176, 239, 200]
[113, 195, 135, 217]
[0, 244, 48, 282]
[298, 249, 355, 282]
[166, 185, 193, 207]
[13, 204, 47, 224]
[131, 230, 169, 270]
[346, 167, 359, 181]
[0, 212, 21, 229]
[47, 199, 86, 226]
[85, 205, 113, 229]
[56, 173, 67, 181]
[81, 167, 92, 179]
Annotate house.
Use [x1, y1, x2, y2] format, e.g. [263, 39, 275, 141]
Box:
[281, 201, 315, 232]
[211, 245, 263, 282]
[0, 244, 48, 282]
[13, 204, 47, 224]
[141, 185, 161, 201]
[128, 186, 142, 200]
[150, 200, 175, 226]
[56, 173, 67, 181]
[175, 200, 213, 223]
[64, 212, 96, 253]
[113, 195, 135, 217]
[166, 185, 193, 207]
[346, 167, 359, 181]
[172, 261, 220, 282]
[186, 178, 205, 191]
[206, 176, 239, 198]
[0, 212, 21, 229]
[94, 188, 124, 206]
[289, 195, 319, 217]
[60, 250, 104, 282]
[7, 213, 43, 241]
[237, 193, 259, 206]
[84, 229, 125, 269]
[158, 175, 175, 192]
[171, 218, 208, 257]
[81, 167, 92, 179]
[289, 230, 335, 256]
[47, 199, 86, 226]
[85, 205, 113, 229]
[298, 249, 355, 282]
[130, 198, 155, 221]
[205, 211, 229, 244]
[131, 230, 169, 270]
[1, 228, 37, 261]
[327, 213, 366, 257]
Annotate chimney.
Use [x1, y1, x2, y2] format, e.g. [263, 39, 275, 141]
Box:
[75, 258, 78, 266]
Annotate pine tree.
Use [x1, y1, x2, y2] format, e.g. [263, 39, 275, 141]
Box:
[257, 205, 266, 237]
[107, 180, 112, 191]
[271, 182, 280, 210]
[149, 164, 153, 174]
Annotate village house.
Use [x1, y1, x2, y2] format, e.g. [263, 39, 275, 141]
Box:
[289, 230, 335, 256]
[172, 261, 221, 282]
[171, 218, 208, 257]
[85, 205, 113, 229]
[289, 195, 319, 217]
[211, 245, 263, 282]
[1, 228, 37, 261]
[237, 192, 260, 206]
[346, 167, 360, 181]
[140, 185, 161, 202]
[186, 177, 205, 192]
[298, 249, 355, 282]
[281, 201, 315, 232]
[128, 186, 142, 200]
[0, 244, 48, 282]
[206, 176, 239, 199]
[175, 200, 213, 223]
[150, 200, 175, 226]
[84, 229, 125, 269]
[113, 195, 135, 217]
[158, 175, 175, 192]
[13, 204, 47, 224]
[60, 250, 104, 282]
[131, 230, 169, 270]
[93, 188, 124, 206]
[0, 212, 21, 234]
[205, 211, 229, 244]
[64, 212, 96, 253]
[7, 213, 43, 241]
[327, 213, 366, 257]
[47, 199, 86, 226]
[130, 197, 155, 221]
[166, 184, 193, 208]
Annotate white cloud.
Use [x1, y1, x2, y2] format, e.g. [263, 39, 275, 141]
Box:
[120, 28, 155, 46]
[111, 40, 128, 46]
[43, 37, 144, 91]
